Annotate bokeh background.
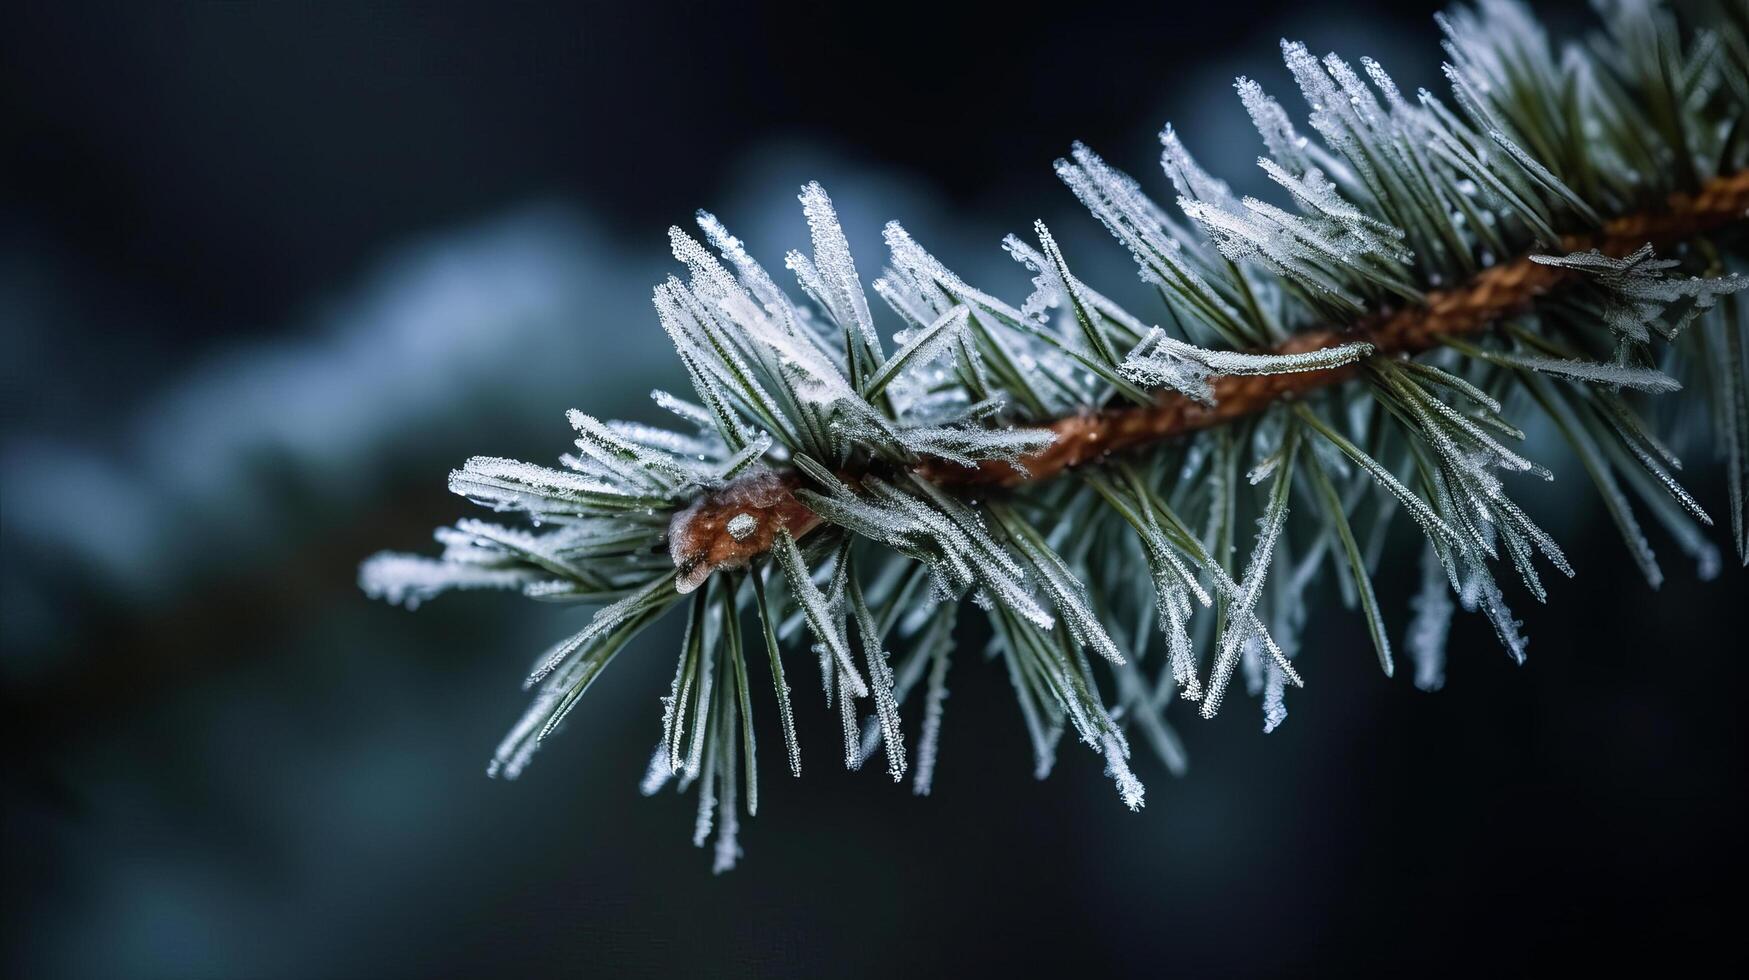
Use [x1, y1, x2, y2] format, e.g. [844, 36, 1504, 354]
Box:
[3, 1, 1744, 976]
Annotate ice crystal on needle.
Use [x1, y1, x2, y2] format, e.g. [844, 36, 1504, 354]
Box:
[363, 0, 1749, 868]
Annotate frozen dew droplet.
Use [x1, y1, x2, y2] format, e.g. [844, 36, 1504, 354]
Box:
[726, 512, 758, 541]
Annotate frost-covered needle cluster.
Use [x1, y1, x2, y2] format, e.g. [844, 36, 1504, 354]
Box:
[362, 0, 1749, 870]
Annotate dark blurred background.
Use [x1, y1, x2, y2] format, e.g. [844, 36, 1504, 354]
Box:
[3, 1, 1744, 976]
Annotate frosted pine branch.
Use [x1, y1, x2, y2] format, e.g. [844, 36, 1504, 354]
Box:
[362, 0, 1749, 869]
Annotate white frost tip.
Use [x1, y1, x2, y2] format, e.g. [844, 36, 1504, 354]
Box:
[1102, 731, 1146, 811]
[359, 551, 537, 609]
[640, 744, 676, 796]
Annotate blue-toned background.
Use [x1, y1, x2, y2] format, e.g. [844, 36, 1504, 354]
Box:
[3, 1, 1742, 975]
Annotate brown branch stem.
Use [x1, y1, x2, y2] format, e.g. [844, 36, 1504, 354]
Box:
[668, 170, 1749, 585]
